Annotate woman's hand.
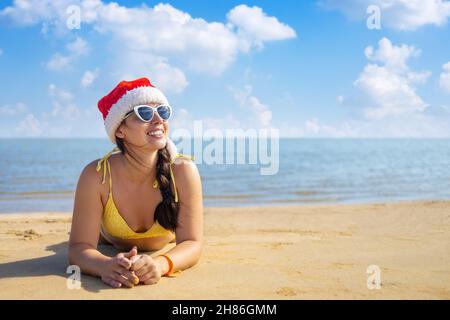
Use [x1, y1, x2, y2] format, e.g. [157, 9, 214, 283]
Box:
[100, 246, 140, 288]
[130, 254, 162, 285]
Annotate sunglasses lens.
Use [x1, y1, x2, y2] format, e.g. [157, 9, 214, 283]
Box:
[157, 105, 172, 120]
[137, 106, 154, 121]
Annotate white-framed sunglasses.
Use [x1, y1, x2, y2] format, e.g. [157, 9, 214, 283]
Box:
[124, 104, 173, 122]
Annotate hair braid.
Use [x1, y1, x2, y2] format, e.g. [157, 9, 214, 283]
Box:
[154, 146, 179, 231]
[116, 137, 179, 232]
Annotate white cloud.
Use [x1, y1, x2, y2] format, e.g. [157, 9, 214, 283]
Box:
[47, 84, 80, 120]
[278, 111, 450, 138]
[323, 0, 450, 31]
[227, 4, 297, 47]
[10, 84, 104, 138]
[0, 102, 27, 115]
[354, 37, 430, 119]
[364, 37, 421, 71]
[46, 36, 89, 71]
[229, 85, 272, 127]
[304, 118, 354, 137]
[46, 53, 71, 71]
[81, 68, 99, 87]
[1, 1, 296, 89]
[15, 114, 43, 136]
[110, 52, 188, 94]
[283, 37, 450, 138]
[48, 83, 73, 102]
[439, 61, 450, 93]
[66, 36, 89, 56]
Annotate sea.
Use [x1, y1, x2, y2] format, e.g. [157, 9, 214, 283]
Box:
[0, 138, 449, 213]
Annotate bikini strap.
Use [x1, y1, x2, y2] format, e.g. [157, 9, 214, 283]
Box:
[96, 147, 120, 187]
[96, 148, 193, 203]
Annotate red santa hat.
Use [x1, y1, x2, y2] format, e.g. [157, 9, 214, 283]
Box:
[98, 77, 178, 160]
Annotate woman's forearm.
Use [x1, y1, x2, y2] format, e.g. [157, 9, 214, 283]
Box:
[68, 243, 111, 277]
[155, 240, 203, 274]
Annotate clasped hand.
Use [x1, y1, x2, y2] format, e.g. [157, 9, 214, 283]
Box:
[101, 246, 162, 288]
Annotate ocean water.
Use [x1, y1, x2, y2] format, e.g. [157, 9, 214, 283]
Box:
[0, 138, 449, 213]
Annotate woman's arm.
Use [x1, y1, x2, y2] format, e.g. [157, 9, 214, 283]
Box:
[68, 161, 138, 288]
[68, 161, 110, 276]
[156, 158, 204, 274]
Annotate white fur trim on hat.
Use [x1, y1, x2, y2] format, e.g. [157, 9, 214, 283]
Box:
[104, 85, 169, 145]
[165, 138, 178, 162]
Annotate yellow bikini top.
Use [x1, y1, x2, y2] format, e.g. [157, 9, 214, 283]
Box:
[95, 147, 193, 240]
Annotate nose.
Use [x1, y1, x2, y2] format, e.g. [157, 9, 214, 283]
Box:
[151, 110, 164, 123]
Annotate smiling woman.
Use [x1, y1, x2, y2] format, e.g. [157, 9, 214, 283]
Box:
[68, 77, 204, 288]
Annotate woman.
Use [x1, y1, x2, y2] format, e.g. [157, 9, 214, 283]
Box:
[68, 77, 203, 288]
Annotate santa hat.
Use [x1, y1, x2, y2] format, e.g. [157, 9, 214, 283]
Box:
[98, 77, 178, 160]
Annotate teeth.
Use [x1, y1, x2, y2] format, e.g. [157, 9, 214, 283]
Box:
[148, 130, 163, 136]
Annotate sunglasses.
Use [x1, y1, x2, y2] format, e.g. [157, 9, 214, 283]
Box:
[124, 104, 173, 122]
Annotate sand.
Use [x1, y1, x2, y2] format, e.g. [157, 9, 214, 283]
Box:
[0, 201, 449, 299]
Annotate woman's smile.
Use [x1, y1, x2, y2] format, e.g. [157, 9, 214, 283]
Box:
[147, 129, 164, 138]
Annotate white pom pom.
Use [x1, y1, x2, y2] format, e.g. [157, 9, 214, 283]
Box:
[165, 138, 178, 162]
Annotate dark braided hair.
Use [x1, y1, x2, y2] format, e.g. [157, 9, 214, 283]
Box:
[116, 136, 179, 232]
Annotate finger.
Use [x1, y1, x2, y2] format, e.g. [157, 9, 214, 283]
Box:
[131, 255, 147, 271]
[134, 267, 148, 278]
[134, 262, 156, 277]
[129, 255, 140, 265]
[112, 272, 134, 288]
[120, 269, 140, 285]
[104, 276, 122, 288]
[123, 246, 138, 259]
[139, 270, 160, 284]
[116, 256, 132, 269]
[114, 266, 139, 285]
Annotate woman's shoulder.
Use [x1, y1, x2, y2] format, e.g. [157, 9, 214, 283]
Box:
[79, 158, 109, 188]
[171, 155, 200, 186]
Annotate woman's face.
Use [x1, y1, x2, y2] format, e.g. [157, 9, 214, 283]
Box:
[115, 102, 169, 150]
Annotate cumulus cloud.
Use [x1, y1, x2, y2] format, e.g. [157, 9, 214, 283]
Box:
[322, 0, 450, 31]
[440, 61, 450, 93]
[46, 36, 89, 71]
[227, 4, 297, 47]
[109, 51, 188, 94]
[354, 37, 430, 119]
[1, 1, 296, 91]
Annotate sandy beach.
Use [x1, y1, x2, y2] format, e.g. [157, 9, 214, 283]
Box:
[0, 200, 449, 299]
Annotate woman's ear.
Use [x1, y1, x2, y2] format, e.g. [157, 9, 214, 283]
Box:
[115, 124, 125, 139]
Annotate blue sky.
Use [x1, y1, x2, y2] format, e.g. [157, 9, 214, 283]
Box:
[0, 0, 450, 138]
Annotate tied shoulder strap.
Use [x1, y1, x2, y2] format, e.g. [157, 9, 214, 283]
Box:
[96, 148, 194, 203]
[96, 147, 120, 184]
